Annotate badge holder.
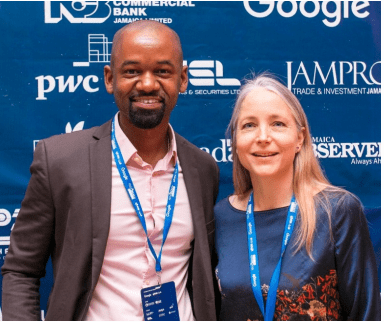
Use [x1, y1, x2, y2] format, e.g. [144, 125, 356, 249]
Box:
[141, 281, 180, 321]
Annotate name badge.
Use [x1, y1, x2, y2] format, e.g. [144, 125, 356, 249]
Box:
[141, 281, 180, 321]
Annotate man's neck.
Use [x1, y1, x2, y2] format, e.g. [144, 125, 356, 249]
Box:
[119, 116, 170, 168]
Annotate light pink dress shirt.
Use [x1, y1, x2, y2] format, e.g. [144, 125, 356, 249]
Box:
[85, 114, 194, 320]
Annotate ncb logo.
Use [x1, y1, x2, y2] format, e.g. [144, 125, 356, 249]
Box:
[45, 1, 112, 23]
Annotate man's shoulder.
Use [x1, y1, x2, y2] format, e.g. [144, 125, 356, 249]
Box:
[40, 120, 111, 150]
[34, 120, 112, 164]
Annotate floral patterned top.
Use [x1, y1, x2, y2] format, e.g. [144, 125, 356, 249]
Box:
[214, 190, 380, 320]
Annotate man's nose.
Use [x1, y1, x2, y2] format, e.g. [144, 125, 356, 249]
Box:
[136, 72, 160, 93]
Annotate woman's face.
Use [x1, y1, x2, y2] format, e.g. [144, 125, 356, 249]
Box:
[236, 87, 304, 181]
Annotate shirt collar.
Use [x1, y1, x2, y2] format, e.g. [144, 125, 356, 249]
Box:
[114, 113, 177, 168]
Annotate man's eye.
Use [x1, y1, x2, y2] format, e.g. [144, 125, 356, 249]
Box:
[157, 69, 170, 75]
[125, 69, 138, 75]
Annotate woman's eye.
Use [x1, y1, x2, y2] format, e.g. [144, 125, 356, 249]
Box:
[273, 121, 285, 127]
[243, 123, 255, 129]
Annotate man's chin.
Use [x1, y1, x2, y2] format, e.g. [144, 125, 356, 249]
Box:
[132, 118, 163, 129]
[129, 110, 165, 129]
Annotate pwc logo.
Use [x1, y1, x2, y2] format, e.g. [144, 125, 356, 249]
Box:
[44, 1, 112, 23]
[35, 75, 99, 100]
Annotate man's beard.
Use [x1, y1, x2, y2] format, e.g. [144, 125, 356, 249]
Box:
[128, 102, 166, 129]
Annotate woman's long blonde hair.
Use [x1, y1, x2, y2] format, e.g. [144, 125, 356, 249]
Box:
[228, 72, 344, 258]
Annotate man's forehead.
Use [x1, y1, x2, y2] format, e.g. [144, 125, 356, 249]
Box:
[120, 26, 178, 46]
[111, 22, 183, 67]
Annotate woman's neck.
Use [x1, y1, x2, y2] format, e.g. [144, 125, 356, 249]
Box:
[250, 171, 294, 211]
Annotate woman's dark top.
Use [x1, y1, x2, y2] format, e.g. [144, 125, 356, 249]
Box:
[214, 190, 380, 320]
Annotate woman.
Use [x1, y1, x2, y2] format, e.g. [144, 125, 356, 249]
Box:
[214, 74, 380, 321]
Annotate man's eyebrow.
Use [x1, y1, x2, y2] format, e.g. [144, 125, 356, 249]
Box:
[121, 60, 139, 67]
[120, 60, 175, 68]
[157, 60, 174, 67]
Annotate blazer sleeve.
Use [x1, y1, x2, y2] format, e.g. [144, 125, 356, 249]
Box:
[2, 140, 55, 321]
[333, 194, 381, 321]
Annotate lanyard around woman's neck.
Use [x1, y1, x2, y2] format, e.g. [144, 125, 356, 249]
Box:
[246, 192, 298, 320]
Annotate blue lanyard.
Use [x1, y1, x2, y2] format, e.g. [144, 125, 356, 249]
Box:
[111, 118, 178, 274]
[246, 192, 298, 321]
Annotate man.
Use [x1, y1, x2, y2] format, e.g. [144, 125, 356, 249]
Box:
[2, 21, 219, 320]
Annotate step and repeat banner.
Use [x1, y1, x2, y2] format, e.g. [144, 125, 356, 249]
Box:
[0, 1, 381, 318]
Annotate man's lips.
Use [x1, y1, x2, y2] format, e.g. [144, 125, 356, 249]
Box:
[131, 97, 164, 109]
[252, 152, 279, 157]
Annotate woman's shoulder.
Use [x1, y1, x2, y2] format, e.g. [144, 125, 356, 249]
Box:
[316, 187, 366, 232]
[214, 194, 248, 219]
[214, 196, 230, 208]
[316, 187, 362, 212]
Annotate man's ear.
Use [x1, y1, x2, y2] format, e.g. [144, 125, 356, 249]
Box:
[104, 65, 114, 94]
[179, 65, 188, 93]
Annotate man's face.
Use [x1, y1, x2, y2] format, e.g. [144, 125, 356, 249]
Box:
[104, 28, 188, 129]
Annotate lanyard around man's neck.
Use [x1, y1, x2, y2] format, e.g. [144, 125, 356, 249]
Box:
[111, 118, 179, 281]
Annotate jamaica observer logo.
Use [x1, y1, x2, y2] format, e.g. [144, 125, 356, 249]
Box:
[201, 137, 381, 166]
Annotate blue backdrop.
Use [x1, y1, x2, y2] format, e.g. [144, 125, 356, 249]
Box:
[0, 1, 380, 319]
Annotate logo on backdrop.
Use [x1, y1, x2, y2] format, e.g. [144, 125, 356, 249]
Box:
[45, 1, 112, 23]
[200, 139, 233, 163]
[286, 61, 381, 95]
[65, 121, 85, 133]
[312, 137, 381, 165]
[182, 60, 241, 96]
[0, 208, 19, 259]
[71, 34, 241, 96]
[44, 1, 196, 24]
[36, 33, 240, 99]
[35, 75, 99, 100]
[243, 1, 370, 27]
[201, 138, 381, 165]
[33, 122, 85, 151]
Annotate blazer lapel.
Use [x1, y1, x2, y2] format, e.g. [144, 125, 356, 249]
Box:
[175, 135, 212, 283]
[89, 120, 113, 292]
[175, 135, 207, 240]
